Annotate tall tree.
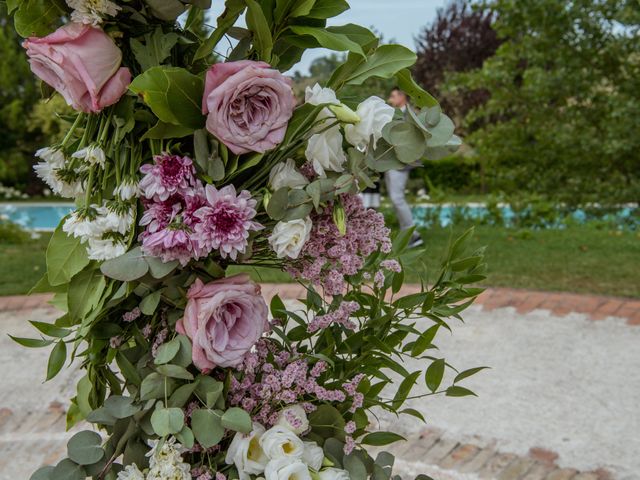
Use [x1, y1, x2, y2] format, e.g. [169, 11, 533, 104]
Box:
[450, 0, 640, 203]
[413, 0, 501, 127]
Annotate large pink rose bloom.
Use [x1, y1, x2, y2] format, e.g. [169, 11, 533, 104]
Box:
[23, 23, 131, 113]
[177, 274, 269, 371]
[202, 60, 295, 155]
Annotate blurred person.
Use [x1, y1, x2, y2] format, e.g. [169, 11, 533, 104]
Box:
[386, 87, 423, 248]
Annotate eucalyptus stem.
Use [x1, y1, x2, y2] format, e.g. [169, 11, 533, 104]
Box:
[61, 113, 85, 147]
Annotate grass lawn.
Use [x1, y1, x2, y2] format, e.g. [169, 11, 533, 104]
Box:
[1, 225, 638, 298]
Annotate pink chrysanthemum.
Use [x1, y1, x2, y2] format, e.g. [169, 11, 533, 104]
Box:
[139, 153, 196, 201]
[194, 184, 263, 260]
[141, 226, 204, 266]
[139, 197, 181, 234]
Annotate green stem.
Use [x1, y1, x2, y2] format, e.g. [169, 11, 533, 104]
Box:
[61, 114, 85, 147]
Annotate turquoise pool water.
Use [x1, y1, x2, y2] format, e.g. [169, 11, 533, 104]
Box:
[0, 203, 74, 230]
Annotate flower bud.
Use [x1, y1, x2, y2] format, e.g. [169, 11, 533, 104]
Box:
[332, 201, 347, 236]
[329, 103, 360, 124]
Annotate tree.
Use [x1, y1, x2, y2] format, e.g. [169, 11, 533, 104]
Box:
[448, 0, 640, 203]
[413, 0, 501, 127]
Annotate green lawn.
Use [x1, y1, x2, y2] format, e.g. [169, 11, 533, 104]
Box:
[1, 225, 638, 298]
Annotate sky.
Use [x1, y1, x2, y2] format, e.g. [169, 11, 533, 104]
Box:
[206, 0, 445, 74]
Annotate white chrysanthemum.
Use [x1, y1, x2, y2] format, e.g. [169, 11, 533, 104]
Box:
[63, 208, 104, 242]
[33, 147, 84, 199]
[72, 145, 106, 168]
[269, 159, 309, 191]
[114, 179, 140, 201]
[66, 0, 121, 26]
[344, 96, 394, 150]
[116, 464, 145, 480]
[86, 237, 127, 260]
[99, 204, 135, 235]
[305, 125, 347, 177]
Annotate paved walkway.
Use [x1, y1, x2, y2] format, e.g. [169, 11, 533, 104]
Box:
[0, 287, 638, 480]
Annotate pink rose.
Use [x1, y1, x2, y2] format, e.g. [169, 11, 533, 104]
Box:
[23, 23, 131, 113]
[176, 274, 269, 371]
[202, 60, 296, 155]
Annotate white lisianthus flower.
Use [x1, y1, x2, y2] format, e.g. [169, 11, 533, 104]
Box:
[305, 125, 347, 177]
[114, 179, 140, 201]
[318, 468, 350, 480]
[260, 426, 305, 460]
[226, 423, 270, 480]
[72, 145, 106, 167]
[344, 96, 394, 150]
[86, 237, 127, 261]
[66, 0, 121, 26]
[305, 83, 339, 106]
[116, 464, 145, 480]
[269, 159, 309, 191]
[264, 458, 312, 480]
[302, 442, 324, 471]
[268, 219, 312, 260]
[275, 404, 310, 435]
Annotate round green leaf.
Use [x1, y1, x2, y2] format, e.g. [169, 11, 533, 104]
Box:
[51, 459, 86, 480]
[103, 396, 141, 419]
[151, 407, 185, 436]
[154, 338, 180, 365]
[221, 407, 252, 433]
[30, 466, 54, 480]
[100, 247, 149, 282]
[67, 431, 104, 465]
[191, 409, 224, 448]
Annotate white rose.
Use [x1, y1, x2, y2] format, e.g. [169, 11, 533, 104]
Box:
[265, 458, 312, 480]
[305, 125, 347, 177]
[268, 218, 312, 260]
[305, 83, 339, 106]
[269, 159, 309, 191]
[344, 96, 394, 150]
[260, 426, 305, 460]
[318, 468, 350, 480]
[226, 423, 270, 480]
[302, 442, 324, 471]
[275, 405, 310, 435]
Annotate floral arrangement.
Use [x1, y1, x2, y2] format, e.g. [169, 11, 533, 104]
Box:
[6, 1, 487, 479]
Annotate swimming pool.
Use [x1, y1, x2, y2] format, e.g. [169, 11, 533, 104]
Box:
[0, 203, 74, 230]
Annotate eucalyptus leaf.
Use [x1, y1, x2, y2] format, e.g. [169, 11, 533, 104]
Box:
[157, 364, 194, 380]
[30, 466, 54, 480]
[221, 407, 252, 433]
[154, 338, 180, 365]
[191, 409, 224, 447]
[140, 290, 162, 316]
[151, 407, 185, 436]
[67, 431, 104, 465]
[101, 247, 149, 281]
[51, 459, 86, 480]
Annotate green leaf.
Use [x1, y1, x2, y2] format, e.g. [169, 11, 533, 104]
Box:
[11, 0, 65, 37]
[51, 459, 86, 480]
[266, 187, 289, 220]
[129, 66, 205, 130]
[100, 247, 149, 282]
[29, 321, 70, 338]
[411, 325, 439, 356]
[346, 44, 417, 85]
[85, 407, 117, 426]
[151, 407, 185, 436]
[194, 0, 246, 60]
[130, 28, 179, 71]
[140, 290, 162, 316]
[141, 120, 194, 140]
[245, 0, 273, 61]
[146, 256, 179, 279]
[400, 408, 426, 422]
[446, 386, 477, 397]
[145, 0, 186, 20]
[344, 454, 368, 480]
[175, 425, 195, 449]
[154, 338, 180, 365]
[173, 335, 193, 368]
[103, 396, 141, 419]
[306, 0, 348, 18]
[392, 370, 420, 409]
[361, 432, 405, 446]
[30, 466, 54, 480]
[275, 0, 314, 23]
[67, 268, 106, 320]
[46, 341, 66, 380]
[9, 335, 53, 348]
[67, 431, 104, 465]
[221, 407, 252, 433]
[384, 122, 427, 164]
[395, 69, 438, 108]
[454, 367, 490, 384]
[191, 409, 224, 447]
[309, 404, 345, 439]
[140, 372, 172, 400]
[288, 26, 364, 56]
[195, 376, 224, 408]
[425, 359, 445, 393]
[168, 382, 198, 408]
[46, 224, 90, 287]
[157, 364, 194, 380]
[327, 24, 377, 51]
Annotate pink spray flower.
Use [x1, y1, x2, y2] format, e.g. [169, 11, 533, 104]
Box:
[139, 153, 197, 201]
[194, 184, 263, 260]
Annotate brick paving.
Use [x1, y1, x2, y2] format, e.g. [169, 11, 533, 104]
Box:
[2, 287, 638, 325]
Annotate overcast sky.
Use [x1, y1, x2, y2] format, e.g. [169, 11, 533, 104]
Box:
[207, 0, 444, 74]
